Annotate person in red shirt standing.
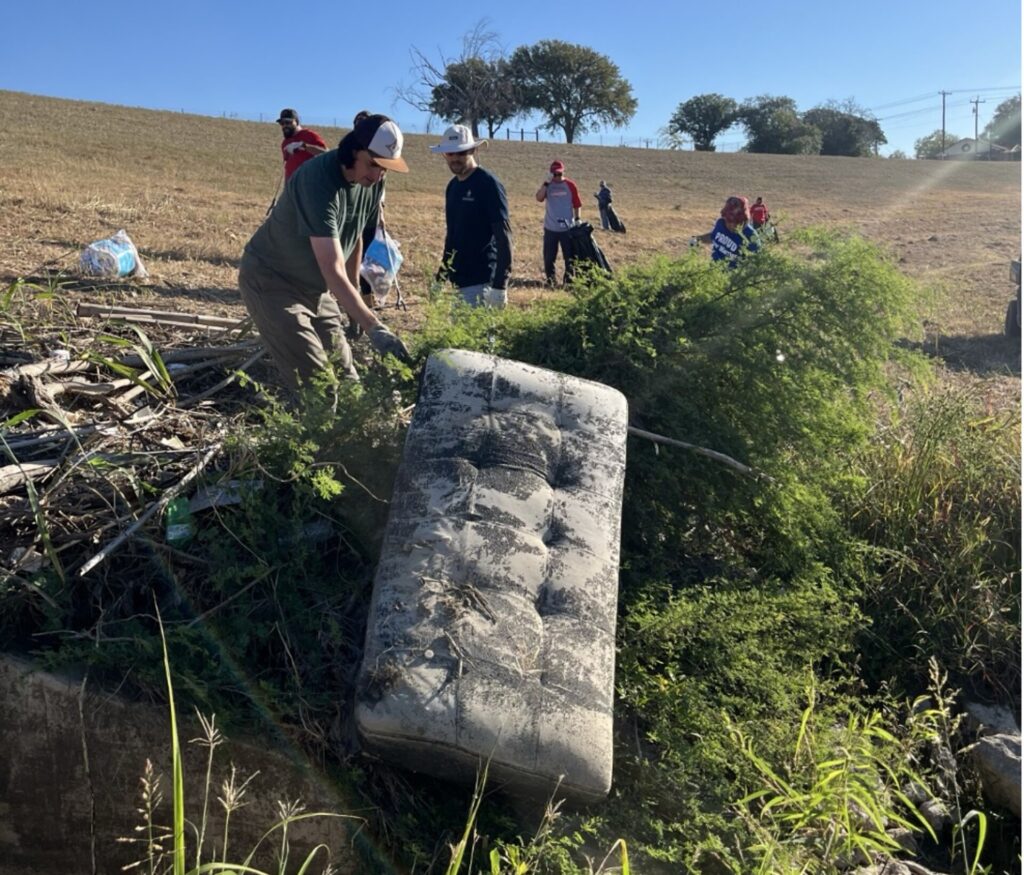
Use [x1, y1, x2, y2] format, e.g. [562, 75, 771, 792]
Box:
[535, 160, 582, 286]
[277, 108, 327, 180]
[749, 196, 770, 229]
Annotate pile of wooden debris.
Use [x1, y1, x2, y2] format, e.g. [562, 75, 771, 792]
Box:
[1, 299, 272, 584]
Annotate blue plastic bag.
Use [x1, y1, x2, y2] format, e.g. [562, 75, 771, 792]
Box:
[79, 229, 148, 278]
[360, 227, 403, 305]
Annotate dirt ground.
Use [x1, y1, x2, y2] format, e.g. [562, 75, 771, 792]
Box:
[0, 90, 1019, 406]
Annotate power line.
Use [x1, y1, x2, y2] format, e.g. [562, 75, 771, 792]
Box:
[868, 92, 937, 112]
[867, 87, 1016, 119]
[948, 86, 1019, 94]
[876, 105, 943, 122]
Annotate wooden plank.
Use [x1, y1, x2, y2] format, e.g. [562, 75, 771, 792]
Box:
[118, 341, 259, 368]
[1, 359, 91, 379]
[76, 302, 243, 328]
[0, 462, 56, 495]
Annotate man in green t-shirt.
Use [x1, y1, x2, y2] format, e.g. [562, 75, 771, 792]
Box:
[240, 114, 411, 391]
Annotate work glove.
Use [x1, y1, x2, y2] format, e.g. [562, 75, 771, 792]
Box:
[344, 317, 363, 341]
[482, 285, 507, 309]
[284, 141, 304, 155]
[368, 324, 412, 364]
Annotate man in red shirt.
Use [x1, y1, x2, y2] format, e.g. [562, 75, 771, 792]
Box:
[277, 108, 327, 180]
[535, 160, 583, 286]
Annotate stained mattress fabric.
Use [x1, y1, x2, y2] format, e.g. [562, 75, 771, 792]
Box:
[355, 349, 628, 801]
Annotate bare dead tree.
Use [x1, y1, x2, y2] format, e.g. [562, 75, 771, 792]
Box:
[391, 19, 521, 137]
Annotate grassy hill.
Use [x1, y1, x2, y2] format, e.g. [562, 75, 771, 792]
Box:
[0, 88, 1019, 375]
[0, 89, 1020, 873]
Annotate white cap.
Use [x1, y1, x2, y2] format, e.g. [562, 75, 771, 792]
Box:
[366, 120, 408, 172]
[430, 124, 487, 154]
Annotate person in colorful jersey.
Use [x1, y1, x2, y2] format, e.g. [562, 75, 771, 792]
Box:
[749, 196, 770, 229]
[691, 196, 761, 267]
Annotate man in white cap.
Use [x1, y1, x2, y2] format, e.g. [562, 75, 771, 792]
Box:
[239, 114, 412, 392]
[431, 124, 512, 308]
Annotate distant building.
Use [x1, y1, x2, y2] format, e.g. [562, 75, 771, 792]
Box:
[939, 138, 1019, 161]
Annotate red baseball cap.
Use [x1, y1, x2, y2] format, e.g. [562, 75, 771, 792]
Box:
[550, 160, 565, 174]
[721, 195, 750, 225]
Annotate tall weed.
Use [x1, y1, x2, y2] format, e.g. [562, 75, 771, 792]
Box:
[843, 384, 1021, 699]
[118, 605, 356, 874]
[729, 680, 936, 874]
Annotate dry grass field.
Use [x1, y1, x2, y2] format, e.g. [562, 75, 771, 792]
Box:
[0, 88, 1019, 400]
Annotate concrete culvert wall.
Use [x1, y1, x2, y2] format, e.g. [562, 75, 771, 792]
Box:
[0, 656, 362, 875]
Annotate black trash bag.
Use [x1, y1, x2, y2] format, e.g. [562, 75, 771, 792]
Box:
[606, 205, 626, 234]
[566, 222, 612, 276]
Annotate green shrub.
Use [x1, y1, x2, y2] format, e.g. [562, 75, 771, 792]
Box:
[842, 383, 1021, 698]
[727, 681, 937, 875]
[414, 233, 931, 867]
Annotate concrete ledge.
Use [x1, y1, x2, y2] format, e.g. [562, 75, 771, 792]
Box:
[0, 655, 363, 874]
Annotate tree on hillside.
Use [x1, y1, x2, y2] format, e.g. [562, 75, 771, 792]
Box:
[914, 129, 960, 159]
[888, 150, 908, 160]
[396, 20, 521, 137]
[982, 94, 1021, 149]
[507, 40, 636, 144]
[667, 94, 738, 152]
[803, 100, 887, 156]
[428, 57, 520, 137]
[738, 95, 821, 154]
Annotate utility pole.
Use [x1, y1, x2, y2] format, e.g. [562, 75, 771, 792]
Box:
[939, 90, 952, 158]
[971, 96, 986, 159]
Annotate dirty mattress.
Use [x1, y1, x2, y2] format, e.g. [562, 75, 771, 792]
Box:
[355, 349, 628, 800]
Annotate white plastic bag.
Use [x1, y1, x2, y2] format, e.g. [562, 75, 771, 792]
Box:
[360, 227, 403, 306]
[79, 229, 148, 279]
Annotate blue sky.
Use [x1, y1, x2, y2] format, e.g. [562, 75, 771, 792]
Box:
[6, 0, 1020, 156]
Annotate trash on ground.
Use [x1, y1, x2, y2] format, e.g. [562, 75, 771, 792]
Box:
[78, 229, 149, 279]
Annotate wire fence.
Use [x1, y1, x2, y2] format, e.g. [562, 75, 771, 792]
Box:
[200, 107, 690, 152]
[198, 92, 1018, 157]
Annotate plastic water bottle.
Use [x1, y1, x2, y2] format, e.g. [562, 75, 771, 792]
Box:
[165, 497, 195, 547]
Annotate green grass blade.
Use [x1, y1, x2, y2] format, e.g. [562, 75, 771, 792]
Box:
[240, 812, 359, 869]
[446, 762, 489, 875]
[960, 809, 989, 875]
[129, 324, 174, 392]
[157, 602, 186, 875]
[2, 408, 42, 428]
[292, 843, 331, 875]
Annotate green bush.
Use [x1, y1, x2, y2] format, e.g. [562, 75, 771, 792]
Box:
[727, 681, 938, 874]
[842, 384, 1021, 698]
[414, 233, 933, 867]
